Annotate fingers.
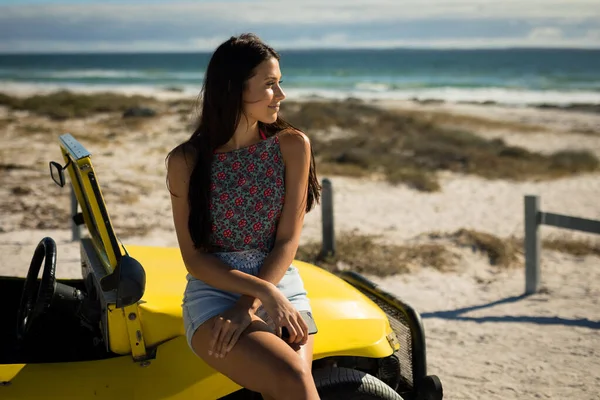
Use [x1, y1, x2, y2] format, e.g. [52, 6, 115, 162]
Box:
[208, 316, 224, 357]
[209, 311, 255, 358]
[225, 326, 243, 354]
[264, 298, 310, 345]
[209, 316, 235, 358]
[279, 311, 309, 344]
[290, 312, 308, 344]
[216, 319, 233, 358]
[284, 320, 298, 344]
[275, 324, 283, 338]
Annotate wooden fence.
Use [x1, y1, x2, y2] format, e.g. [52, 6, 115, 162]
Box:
[71, 183, 599, 296]
[524, 195, 600, 294]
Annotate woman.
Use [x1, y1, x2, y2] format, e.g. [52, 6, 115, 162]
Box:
[166, 33, 322, 400]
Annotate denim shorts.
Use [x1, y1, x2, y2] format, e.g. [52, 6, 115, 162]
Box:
[182, 249, 312, 350]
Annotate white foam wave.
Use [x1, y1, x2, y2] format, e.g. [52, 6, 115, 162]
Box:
[45, 69, 151, 79]
[353, 82, 391, 92]
[285, 87, 600, 106]
[1, 81, 599, 107]
[0, 68, 205, 81]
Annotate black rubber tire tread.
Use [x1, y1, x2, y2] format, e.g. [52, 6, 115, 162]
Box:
[419, 375, 444, 400]
[314, 366, 404, 400]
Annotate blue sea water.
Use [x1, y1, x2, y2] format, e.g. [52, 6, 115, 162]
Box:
[1, 49, 599, 106]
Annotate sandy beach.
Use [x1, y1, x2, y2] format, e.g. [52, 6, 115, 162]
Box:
[1, 89, 599, 399]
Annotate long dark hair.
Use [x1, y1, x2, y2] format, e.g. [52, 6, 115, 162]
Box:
[167, 33, 321, 251]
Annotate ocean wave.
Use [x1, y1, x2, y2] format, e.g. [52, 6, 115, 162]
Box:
[5, 67, 599, 93]
[0, 68, 205, 82]
[286, 86, 600, 106]
[1, 81, 599, 107]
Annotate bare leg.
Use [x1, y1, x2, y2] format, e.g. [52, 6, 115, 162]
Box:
[190, 315, 319, 400]
[262, 334, 316, 400]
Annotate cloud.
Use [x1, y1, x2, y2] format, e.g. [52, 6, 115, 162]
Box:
[528, 27, 564, 41]
[585, 29, 600, 40]
[4, 1, 600, 22]
[0, 0, 599, 52]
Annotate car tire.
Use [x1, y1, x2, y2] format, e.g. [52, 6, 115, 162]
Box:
[417, 375, 444, 400]
[314, 366, 404, 400]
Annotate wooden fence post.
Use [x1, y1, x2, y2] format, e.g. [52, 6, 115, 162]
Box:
[320, 178, 335, 259]
[524, 195, 540, 294]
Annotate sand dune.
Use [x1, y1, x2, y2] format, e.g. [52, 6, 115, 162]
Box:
[1, 94, 599, 399]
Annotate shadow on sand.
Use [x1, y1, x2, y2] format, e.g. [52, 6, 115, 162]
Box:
[421, 294, 600, 329]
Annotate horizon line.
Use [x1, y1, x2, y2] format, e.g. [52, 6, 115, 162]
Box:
[1, 45, 600, 56]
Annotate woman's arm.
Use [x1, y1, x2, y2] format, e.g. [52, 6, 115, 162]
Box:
[238, 130, 312, 311]
[167, 146, 274, 300]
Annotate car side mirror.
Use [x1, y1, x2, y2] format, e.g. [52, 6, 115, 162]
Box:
[49, 161, 66, 187]
[100, 255, 146, 308]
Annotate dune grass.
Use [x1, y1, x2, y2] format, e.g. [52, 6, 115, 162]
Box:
[543, 237, 600, 257]
[0, 116, 17, 129]
[281, 100, 599, 191]
[296, 229, 600, 276]
[1, 92, 597, 191]
[0, 91, 159, 120]
[394, 108, 547, 133]
[447, 229, 521, 267]
[296, 230, 458, 276]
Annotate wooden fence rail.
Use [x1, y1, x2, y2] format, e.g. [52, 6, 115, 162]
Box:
[524, 195, 600, 294]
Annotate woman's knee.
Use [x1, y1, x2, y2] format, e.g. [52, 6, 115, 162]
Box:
[190, 317, 315, 398]
[267, 356, 314, 398]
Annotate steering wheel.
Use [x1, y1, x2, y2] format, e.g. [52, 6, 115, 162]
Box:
[16, 237, 57, 341]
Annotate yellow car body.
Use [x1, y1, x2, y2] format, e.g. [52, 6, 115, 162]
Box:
[0, 134, 442, 400]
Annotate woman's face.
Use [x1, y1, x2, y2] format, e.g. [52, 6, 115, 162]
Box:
[242, 57, 286, 125]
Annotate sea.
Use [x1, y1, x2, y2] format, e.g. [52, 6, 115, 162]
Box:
[1, 48, 599, 106]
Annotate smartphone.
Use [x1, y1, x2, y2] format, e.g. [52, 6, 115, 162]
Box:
[282, 310, 318, 339]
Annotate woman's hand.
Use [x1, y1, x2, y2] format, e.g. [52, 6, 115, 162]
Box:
[259, 284, 309, 345]
[208, 302, 254, 358]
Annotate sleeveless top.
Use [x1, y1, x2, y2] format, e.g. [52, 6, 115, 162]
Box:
[207, 132, 285, 253]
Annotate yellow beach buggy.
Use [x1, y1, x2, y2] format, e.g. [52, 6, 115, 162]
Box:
[0, 134, 443, 400]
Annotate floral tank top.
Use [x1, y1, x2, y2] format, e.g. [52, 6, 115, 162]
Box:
[208, 131, 285, 253]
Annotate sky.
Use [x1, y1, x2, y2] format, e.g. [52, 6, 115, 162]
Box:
[0, 0, 599, 53]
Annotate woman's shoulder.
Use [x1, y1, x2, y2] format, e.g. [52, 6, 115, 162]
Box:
[166, 141, 199, 175]
[276, 128, 311, 165]
[276, 128, 311, 153]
